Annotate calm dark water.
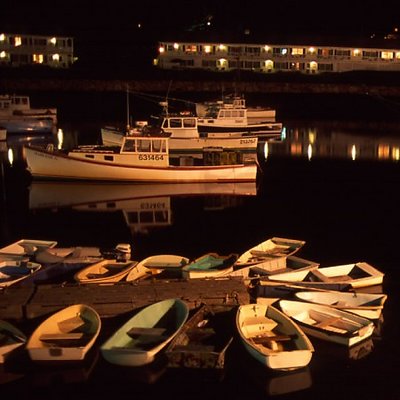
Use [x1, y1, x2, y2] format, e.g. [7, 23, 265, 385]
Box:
[0, 92, 400, 399]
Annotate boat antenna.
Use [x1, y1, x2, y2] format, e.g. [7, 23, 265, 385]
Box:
[159, 80, 173, 116]
[126, 85, 130, 132]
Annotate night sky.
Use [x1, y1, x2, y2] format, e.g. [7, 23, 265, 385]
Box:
[1, 0, 397, 40]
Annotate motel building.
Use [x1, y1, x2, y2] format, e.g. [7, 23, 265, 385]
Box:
[155, 39, 400, 74]
[0, 32, 74, 68]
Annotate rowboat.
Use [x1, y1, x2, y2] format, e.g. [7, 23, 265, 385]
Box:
[74, 259, 138, 284]
[181, 253, 238, 279]
[0, 320, 27, 363]
[126, 254, 190, 281]
[231, 256, 319, 283]
[0, 260, 42, 287]
[294, 290, 387, 320]
[100, 298, 189, 367]
[35, 246, 104, 265]
[263, 262, 384, 290]
[165, 303, 235, 370]
[278, 300, 375, 347]
[0, 239, 57, 261]
[235, 302, 314, 371]
[229, 237, 307, 278]
[24, 135, 258, 183]
[26, 304, 101, 362]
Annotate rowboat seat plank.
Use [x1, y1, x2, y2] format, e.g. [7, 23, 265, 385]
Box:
[40, 332, 84, 341]
[127, 327, 167, 337]
[315, 317, 341, 328]
[251, 334, 292, 344]
[311, 270, 332, 282]
[58, 315, 85, 332]
[244, 317, 278, 331]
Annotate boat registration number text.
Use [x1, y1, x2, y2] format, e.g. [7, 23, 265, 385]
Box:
[138, 154, 165, 161]
[240, 138, 257, 144]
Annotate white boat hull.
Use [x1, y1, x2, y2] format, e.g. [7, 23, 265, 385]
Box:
[236, 303, 314, 371]
[265, 262, 384, 290]
[24, 146, 257, 183]
[294, 290, 387, 320]
[26, 304, 101, 362]
[101, 127, 259, 155]
[278, 300, 375, 347]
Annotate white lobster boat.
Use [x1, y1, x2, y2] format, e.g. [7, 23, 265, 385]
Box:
[101, 113, 258, 160]
[24, 135, 258, 183]
[196, 96, 282, 138]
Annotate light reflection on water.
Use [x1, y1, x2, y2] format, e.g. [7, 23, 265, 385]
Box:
[261, 122, 400, 162]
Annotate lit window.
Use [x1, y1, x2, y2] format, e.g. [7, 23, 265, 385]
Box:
[186, 45, 197, 53]
[159, 46, 165, 53]
[0, 51, 6, 58]
[218, 44, 226, 51]
[173, 43, 179, 50]
[392, 147, 399, 161]
[33, 54, 44, 64]
[50, 37, 56, 45]
[309, 61, 317, 70]
[281, 48, 287, 55]
[308, 47, 315, 54]
[264, 45, 270, 52]
[0, 34, 5, 41]
[353, 49, 361, 56]
[265, 59, 273, 69]
[204, 45, 212, 53]
[396, 52, 400, 59]
[52, 54, 60, 61]
[291, 48, 304, 55]
[14, 36, 22, 46]
[381, 52, 393, 59]
[218, 58, 227, 67]
[378, 145, 390, 159]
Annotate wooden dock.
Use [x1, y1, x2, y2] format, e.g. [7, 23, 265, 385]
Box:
[0, 277, 250, 321]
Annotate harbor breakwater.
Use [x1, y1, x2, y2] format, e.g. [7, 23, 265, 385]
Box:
[1, 76, 400, 97]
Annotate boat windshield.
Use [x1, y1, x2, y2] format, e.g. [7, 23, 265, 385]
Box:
[121, 137, 167, 153]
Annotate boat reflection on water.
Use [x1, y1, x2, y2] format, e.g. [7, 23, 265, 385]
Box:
[265, 367, 312, 396]
[0, 130, 60, 168]
[29, 181, 258, 235]
[27, 347, 100, 388]
[94, 355, 168, 385]
[230, 340, 313, 396]
[0, 365, 25, 386]
[260, 123, 400, 162]
[312, 337, 375, 362]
